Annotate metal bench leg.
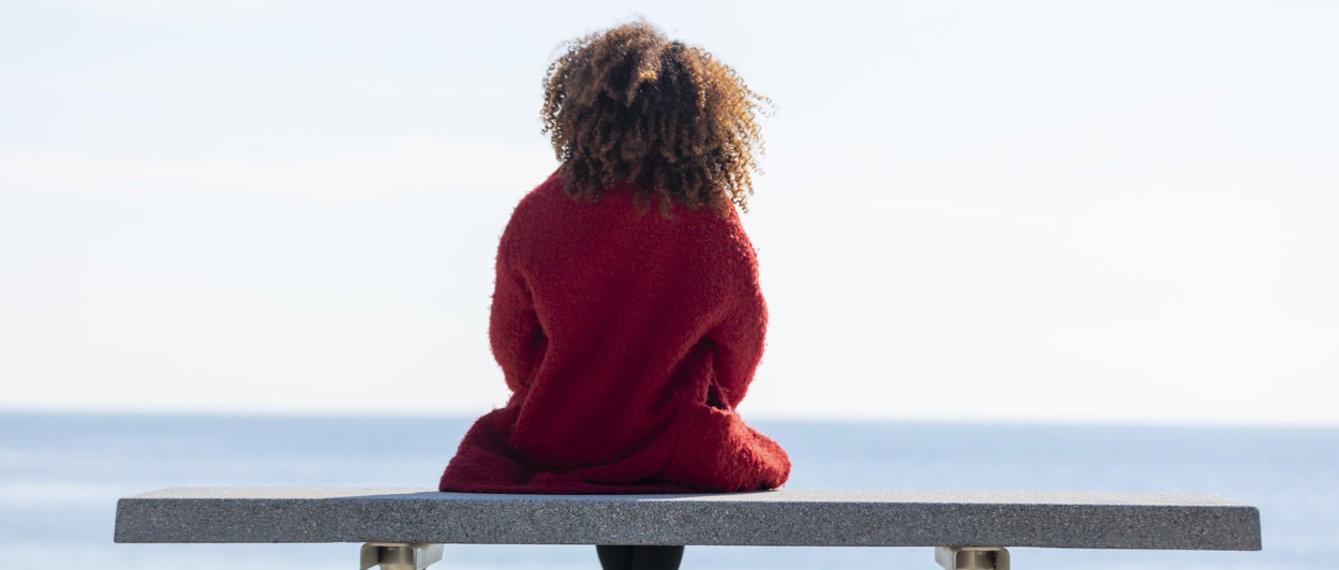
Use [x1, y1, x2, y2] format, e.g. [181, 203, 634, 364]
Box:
[360, 542, 444, 570]
[935, 546, 1009, 570]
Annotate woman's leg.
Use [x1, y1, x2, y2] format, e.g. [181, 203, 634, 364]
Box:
[596, 545, 634, 570]
[633, 545, 684, 570]
[596, 545, 685, 570]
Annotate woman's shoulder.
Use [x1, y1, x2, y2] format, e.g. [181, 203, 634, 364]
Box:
[513, 169, 568, 210]
[506, 169, 749, 245]
[502, 170, 570, 232]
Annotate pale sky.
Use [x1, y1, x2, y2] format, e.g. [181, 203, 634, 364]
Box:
[2, 0, 1336, 425]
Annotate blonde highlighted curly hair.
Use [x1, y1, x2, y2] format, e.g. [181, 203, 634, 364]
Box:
[542, 21, 769, 214]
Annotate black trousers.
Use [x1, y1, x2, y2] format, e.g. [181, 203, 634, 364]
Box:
[595, 545, 685, 570]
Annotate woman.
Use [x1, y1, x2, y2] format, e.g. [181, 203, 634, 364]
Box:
[438, 21, 790, 570]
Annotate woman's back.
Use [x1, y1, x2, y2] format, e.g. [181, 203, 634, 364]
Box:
[438, 173, 788, 492]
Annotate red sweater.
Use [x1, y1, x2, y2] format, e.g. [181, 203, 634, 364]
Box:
[437, 171, 791, 493]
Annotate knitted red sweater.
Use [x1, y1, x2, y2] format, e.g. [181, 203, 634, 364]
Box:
[437, 171, 791, 493]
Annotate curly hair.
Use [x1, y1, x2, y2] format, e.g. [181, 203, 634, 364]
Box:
[542, 21, 768, 214]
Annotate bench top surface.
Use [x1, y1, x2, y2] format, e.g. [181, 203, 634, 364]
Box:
[115, 487, 1261, 550]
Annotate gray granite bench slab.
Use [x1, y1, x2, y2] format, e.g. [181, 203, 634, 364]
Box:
[114, 487, 1260, 551]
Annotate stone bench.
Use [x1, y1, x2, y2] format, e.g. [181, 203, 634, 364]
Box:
[114, 488, 1261, 570]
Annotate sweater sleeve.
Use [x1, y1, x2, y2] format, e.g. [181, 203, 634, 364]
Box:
[488, 234, 546, 394]
[706, 230, 768, 410]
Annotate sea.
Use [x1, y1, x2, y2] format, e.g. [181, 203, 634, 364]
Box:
[1, 413, 1334, 570]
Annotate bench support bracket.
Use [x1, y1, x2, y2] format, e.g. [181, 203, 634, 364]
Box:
[360, 542, 444, 570]
[935, 546, 1010, 570]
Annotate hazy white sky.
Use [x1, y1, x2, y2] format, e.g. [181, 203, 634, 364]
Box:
[3, 0, 1336, 424]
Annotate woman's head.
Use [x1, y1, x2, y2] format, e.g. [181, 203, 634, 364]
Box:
[542, 21, 768, 214]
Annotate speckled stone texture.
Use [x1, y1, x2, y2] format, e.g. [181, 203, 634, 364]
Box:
[114, 488, 1260, 550]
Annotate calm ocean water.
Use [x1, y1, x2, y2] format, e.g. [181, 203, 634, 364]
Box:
[1, 413, 1333, 569]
